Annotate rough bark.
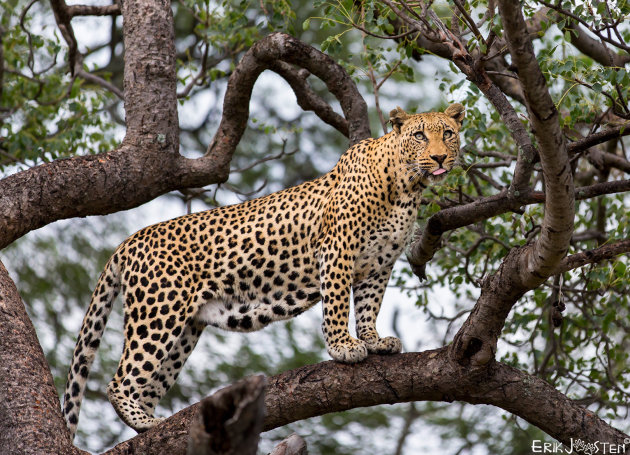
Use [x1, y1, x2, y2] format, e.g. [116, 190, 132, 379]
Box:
[0, 0, 208, 250]
[0, 260, 86, 455]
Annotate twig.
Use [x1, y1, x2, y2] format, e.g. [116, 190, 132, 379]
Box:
[230, 140, 299, 174]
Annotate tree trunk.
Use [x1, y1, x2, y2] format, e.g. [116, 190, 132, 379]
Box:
[0, 260, 85, 455]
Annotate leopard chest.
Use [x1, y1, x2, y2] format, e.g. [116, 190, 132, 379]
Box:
[354, 195, 419, 281]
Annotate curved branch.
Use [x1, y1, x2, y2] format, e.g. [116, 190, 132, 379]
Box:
[269, 62, 349, 137]
[103, 351, 630, 455]
[184, 33, 370, 184]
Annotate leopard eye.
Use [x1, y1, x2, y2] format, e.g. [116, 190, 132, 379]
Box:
[414, 131, 427, 141]
[443, 130, 454, 139]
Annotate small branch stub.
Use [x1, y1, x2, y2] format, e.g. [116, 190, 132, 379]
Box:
[270, 434, 308, 455]
[187, 375, 267, 455]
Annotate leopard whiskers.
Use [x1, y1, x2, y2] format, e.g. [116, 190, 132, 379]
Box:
[403, 162, 428, 184]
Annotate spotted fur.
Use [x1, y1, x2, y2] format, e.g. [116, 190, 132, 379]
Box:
[63, 103, 465, 437]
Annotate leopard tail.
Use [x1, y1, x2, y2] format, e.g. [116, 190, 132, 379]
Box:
[62, 253, 122, 440]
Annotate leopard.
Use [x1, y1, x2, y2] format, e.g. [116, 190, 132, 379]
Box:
[62, 103, 465, 438]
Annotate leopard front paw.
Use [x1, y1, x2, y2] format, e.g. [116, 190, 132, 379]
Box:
[364, 336, 402, 355]
[327, 337, 368, 363]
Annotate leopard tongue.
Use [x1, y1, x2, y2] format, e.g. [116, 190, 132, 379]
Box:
[432, 169, 446, 175]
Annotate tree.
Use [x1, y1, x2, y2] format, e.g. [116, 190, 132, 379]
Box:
[1, 0, 629, 454]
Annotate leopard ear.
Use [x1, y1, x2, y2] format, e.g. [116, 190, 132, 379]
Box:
[444, 103, 465, 126]
[389, 106, 409, 134]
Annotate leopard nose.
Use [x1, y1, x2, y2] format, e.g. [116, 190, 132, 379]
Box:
[431, 154, 447, 166]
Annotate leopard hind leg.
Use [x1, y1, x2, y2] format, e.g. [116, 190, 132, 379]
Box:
[138, 319, 206, 414]
[107, 293, 197, 432]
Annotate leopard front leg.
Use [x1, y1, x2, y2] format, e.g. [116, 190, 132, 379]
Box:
[354, 268, 402, 355]
[320, 247, 368, 364]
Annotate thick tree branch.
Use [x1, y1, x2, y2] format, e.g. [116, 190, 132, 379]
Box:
[498, 0, 575, 278]
[4, 237, 627, 455]
[103, 352, 630, 455]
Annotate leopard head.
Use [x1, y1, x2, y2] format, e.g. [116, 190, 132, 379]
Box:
[389, 103, 465, 187]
